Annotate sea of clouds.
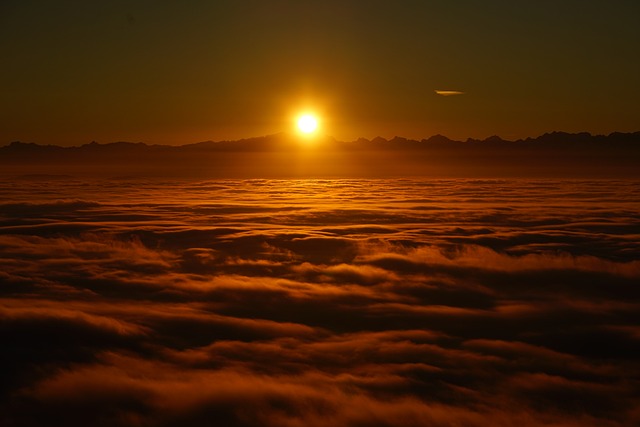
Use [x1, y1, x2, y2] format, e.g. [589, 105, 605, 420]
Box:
[1, 178, 639, 426]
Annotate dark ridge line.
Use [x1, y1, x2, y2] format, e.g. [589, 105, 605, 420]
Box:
[3, 130, 640, 150]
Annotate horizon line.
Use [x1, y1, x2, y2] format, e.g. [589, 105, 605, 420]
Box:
[4, 130, 640, 149]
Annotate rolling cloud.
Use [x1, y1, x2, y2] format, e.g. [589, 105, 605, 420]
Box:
[1, 178, 639, 426]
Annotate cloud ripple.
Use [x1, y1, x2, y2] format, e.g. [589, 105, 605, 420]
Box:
[1, 178, 639, 426]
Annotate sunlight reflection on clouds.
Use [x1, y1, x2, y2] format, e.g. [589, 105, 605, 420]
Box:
[1, 178, 639, 426]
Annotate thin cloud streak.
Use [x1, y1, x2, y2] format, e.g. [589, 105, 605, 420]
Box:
[435, 90, 465, 96]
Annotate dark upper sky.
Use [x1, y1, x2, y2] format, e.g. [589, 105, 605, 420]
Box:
[2, 0, 639, 145]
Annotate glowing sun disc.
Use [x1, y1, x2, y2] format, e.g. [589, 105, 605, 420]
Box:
[297, 114, 318, 134]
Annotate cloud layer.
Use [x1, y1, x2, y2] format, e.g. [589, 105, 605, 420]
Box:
[1, 178, 639, 426]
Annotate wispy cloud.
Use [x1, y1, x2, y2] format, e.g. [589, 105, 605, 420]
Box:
[435, 90, 465, 96]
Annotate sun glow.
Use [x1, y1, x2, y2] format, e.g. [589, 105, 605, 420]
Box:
[297, 114, 319, 135]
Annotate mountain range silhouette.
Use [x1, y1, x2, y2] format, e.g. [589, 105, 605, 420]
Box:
[2, 132, 639, 178]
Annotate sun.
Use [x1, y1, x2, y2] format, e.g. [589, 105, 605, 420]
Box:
[297, 114, 319, 135]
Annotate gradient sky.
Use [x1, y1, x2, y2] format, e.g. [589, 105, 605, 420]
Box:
[1, 0, 639, 145]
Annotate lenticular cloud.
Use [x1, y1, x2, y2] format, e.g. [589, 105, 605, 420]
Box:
[435, 90, 465, 96]
[1, 178, 639, 427]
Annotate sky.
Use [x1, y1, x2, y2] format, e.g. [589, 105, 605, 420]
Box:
[1, 0, 639, 145]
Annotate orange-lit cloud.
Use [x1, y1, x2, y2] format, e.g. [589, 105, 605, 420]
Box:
[1, 178, 639, 426]
[435, 90, 465, 96]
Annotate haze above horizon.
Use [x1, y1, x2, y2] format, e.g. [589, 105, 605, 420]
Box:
[1, 0, 639, 146]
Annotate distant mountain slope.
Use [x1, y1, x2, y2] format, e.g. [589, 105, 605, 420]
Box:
[2, 132, 639, 178]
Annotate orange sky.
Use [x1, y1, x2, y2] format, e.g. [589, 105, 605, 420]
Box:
[1, 1, 639, 146]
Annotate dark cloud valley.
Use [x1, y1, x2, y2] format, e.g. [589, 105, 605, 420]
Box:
[1, 178, 639, 426]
